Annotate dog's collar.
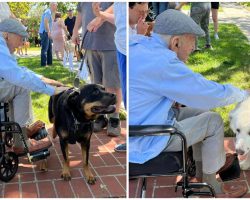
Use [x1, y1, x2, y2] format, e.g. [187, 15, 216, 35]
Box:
[70, 110, 92, 132]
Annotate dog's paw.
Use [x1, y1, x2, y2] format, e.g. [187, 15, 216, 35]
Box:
[61, 172, 71, 181]
[240, 160, 250, 170]
[87, 175, 96, 185]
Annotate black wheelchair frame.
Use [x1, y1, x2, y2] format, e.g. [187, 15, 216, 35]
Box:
[129, 125, 216, 198]
[0, 103, 50, 182]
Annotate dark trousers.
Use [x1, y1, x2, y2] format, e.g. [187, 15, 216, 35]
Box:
[40, 32, 52, 66]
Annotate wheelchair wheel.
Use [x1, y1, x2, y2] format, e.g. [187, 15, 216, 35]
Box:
[0, 152, 18, 182]
[5, 133, 14, 148]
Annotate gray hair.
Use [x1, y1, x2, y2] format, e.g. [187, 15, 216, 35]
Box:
[158, 34, 173, 48]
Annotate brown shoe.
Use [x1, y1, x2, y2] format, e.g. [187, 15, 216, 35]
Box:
[13, 137, 52, 155]
[26, 120, 45, 138]
[216, 153, 236, 174]
[216, 182, 247, 198]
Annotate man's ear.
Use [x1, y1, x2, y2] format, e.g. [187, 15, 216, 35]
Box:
[169, 36, 180, 52]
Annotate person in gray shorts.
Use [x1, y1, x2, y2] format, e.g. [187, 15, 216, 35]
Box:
[72, 2, 122, 136]
[176, 2, 212, 51]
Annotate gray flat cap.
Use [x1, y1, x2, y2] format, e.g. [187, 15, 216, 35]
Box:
[0, 18, 28, 38]
[153, 9, 205, 37]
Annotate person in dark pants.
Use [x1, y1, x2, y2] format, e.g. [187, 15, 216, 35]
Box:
[39, 2, 57, 67]
[64, 9, 76, 39]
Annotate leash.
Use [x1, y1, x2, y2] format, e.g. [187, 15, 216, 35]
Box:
[74, 30, 90, 88]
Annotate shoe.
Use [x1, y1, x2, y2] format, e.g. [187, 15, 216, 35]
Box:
[13, 137, 52, 155]
[193, 48, 202, 53]
[93, 115, 108, 132]
[114, 143, 126, 152]
[214, 33, 219, 40]
[216, 153, 236, 174]
[204, 44, 213, 50]
[26, 120, 45, 138]
[216, 182, 247, 198]
[107, 117, 121, 137]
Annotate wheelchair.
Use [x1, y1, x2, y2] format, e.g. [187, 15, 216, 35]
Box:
[0, 103, 51, 182]
[129, 125, 216, 198]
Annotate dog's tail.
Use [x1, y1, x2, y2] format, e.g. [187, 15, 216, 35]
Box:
[48, 97, 54, 123]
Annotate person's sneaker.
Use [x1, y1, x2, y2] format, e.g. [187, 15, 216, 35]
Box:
[214, 33, 219, 40]
[193, 47, 202, 53]
[13, 137, 52, 155]
[93, 115, 108, 132]
[204, 44, 213, 50]
[114, 143, 126, 152]
[107, 117, 121, 137]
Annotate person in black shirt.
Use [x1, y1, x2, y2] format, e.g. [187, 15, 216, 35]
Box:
[64, 9, 76, 39]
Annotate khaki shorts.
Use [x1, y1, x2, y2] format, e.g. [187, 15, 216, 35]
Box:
[86, 50, 121, 88]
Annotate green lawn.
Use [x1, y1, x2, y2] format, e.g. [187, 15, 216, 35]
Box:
[187, 23, 250, 136]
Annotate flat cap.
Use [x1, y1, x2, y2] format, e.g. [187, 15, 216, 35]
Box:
[153, 9, 205, 37]
[0, 18, 28, 38]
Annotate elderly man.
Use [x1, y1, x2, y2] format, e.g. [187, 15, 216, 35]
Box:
[129, 10, 248, 197]
[0, 18, 67, 154]
[39, 2, 57, 67]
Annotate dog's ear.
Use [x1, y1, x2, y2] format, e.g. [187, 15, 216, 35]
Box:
[67, 89, 80, 106]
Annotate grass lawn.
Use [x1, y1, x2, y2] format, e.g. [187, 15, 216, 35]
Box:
[187, 23, 250, 136]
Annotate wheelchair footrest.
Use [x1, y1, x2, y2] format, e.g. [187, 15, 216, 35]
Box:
[29, 149, 50, 162]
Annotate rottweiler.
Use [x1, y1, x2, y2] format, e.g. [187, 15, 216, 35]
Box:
[48, 84, 116, 184]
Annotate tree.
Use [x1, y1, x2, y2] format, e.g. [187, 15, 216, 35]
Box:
[8, 2, 34, 19]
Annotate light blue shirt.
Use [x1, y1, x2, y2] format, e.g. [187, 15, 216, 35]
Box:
[0, 33, 55, 96]
[39, 8, 53, 33]
[129, 33, 249, 164]
[114, 2, 126, 55]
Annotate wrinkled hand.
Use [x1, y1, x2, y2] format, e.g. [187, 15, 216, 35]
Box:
[137, 17, 149, 35]
[92, 2, 102, 18]
[87, 17, 104, 32]
[42, 77, 64, 87]
[54, 86, 69, 95]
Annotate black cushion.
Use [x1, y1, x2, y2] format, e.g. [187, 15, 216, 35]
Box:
[129, 151, 183, 177]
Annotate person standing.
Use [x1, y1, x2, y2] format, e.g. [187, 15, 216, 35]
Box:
[64, 9, 76, 39]
[39, 2, 57, 67]
[211, 2, 220, 40]
[51, 12, 67, 60]
[72, 2, 122, 137]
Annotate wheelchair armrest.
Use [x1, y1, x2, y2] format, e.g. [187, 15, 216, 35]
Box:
[129, 125, 177, 137]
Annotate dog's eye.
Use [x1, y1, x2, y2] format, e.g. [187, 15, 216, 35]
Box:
[236, 128, 240, 133]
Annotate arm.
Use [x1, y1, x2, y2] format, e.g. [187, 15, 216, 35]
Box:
[92, 3, 115, 24]
[44, 11, 51, 38]
[72, 6, 82, 44]
[87, 3, 114, 32]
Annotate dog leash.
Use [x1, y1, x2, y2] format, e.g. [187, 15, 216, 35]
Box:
[74, 30, 89, 88]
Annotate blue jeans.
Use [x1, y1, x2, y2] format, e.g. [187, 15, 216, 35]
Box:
[40, 32, 52, 66]
[116, 51, 126, 109]
[152, 2, 169, 16]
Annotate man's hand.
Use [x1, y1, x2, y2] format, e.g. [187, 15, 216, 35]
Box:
[87, 17, 104, 32]
[41, 77, 64, 87]
[137, 17, 149, 35]
[48, 31, 52, 39]
[92, 2, 102, 18]
[54, 86, 69, 95]
[71, 32, 80, 45]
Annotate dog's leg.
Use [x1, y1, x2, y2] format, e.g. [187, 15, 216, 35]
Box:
[60, 140, 71, 181]
[240, 153, 250, 170]
[81, 143, 96, 184]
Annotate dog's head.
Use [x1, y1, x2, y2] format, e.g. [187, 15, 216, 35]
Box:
[67, 84, 116, 120]
[230, 97, 250, 156]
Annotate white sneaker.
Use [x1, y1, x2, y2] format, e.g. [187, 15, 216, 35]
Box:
[214, 33, 219, 40]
